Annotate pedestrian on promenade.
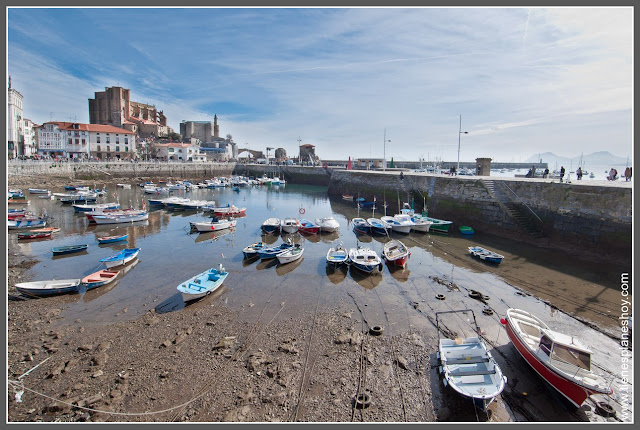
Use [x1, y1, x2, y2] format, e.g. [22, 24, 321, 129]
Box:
[543, 167, 549, 178]
[608, 168, 618, 181]
[576, 167, 583, 180]
[559, 166, 565, 182]
[624, 167, 632, 182]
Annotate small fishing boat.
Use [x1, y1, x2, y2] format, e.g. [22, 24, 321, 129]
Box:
[342, 194, 355, 201]
[92, 211, 149, 225]
[15, 279, 81, 297]
[381, 216, 412, 234]
[258, 242, 295, 260]
[30, 227, 61, 234]
[326, 243, 349, 268]
[261, 217, 281, 234]
[7, 217, 47, 229]
[437, 310, 507, 411]
[459, 226, 475, 235]
[72, 202, 120, 213]
[468, 246, 504, 264]
[99, 248, 141, 268]
[408, 217, 432, 233]
[17, 231, 52, 240]
[8, 199, 29, 205]
[280, 217, 300, 234]
[60, 194, 98, 204]
[97, 233, 129, 244]
[352, 217, 372, 235]
[357, 200, 376, 209]
[177, 264, 228, 302]
[85, 208, 144, 223]
[299, 219, 320, 235]
[366, 218, 389, 235]
[27, 188, 50, 194]
[315, 217, 340, 233]
[382, 239, 411, 268]
[116, 183, 132, 189]
[190, 218, 237, 233]
[277, 244, 304, 264]
[348, 245, 383, 274]
[243, 242, 265, 259]
[422, 216, 453, 233]
[500, 308, 613, 409]
[80, 269, 120, 290]
[209, 204, 246, 217]
[52, 244, 88, 255]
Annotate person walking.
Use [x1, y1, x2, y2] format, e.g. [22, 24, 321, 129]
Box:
[559, 166, 565, 182]
[576, 167, 583, 180]
[624, 167, 632, 182]
[543, 167, 549, 178]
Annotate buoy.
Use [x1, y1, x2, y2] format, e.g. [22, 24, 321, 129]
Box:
[299, 208, 305, 214]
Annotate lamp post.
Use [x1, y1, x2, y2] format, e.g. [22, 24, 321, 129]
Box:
[297, 136, 302, 165]
[383, 129, 391, 171]
[457, 115, 468, 173]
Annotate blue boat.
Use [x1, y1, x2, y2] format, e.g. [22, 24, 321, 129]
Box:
[468, 246, 504, 264]
[459, 226, 475, 235]
[177, 264, 229, 302]
[352, 217, 372, 235]
[258, 242, 295, 260]
[243, 242, 265, 259]
[99, 248, 141, 268]
[52, 244, 88, 255]
[367, 218, 390, 235]
[97, 233, 129, 244]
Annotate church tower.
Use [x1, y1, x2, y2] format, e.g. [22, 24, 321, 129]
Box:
[214, 114, 220, 138]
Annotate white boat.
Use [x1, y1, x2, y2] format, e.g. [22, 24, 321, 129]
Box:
[177, 264, 228, 302]
[86, 208, 144, 223]
[501, 308, 613, 409]
[315, 216, 340, 233]
[99, 248, 141, 268]
[261, 218, 281, 234]
[407, 216, 432, 232]
[72, 202, 120, 213]
[190, 218, 237, 233]
[116, 183, 132, 189]
[15, 279, 81, 297]
[326, 243, 349, 268]
[381, 215, 412, 234]
[7, 217, 47, 229]
[27, 188, 50, 194]
[277, 244, 304, 264]
[468, 246, 504, 264]
[382, 239, 410, 268]
[391, 214, 416, 232]
[91, 211, 149, 224]
[281, 217, 300, 234]
[348, 245, 383, 274]
[437, 310, 507, 411]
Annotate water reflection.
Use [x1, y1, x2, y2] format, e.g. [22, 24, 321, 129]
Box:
[349, 265, 382, 289]
[193, 228, 235, 243]
[256, 258, 278, 270]
[51, 249, 89, 260]
[388, 265, 410, 282]
[275, 257, 304, 276]
[325, 264, 348, 284]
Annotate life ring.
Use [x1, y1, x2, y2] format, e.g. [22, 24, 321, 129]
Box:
[299, 208, 305, 215]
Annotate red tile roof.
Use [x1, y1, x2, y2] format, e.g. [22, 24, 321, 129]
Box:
[42, 122, 136, 134]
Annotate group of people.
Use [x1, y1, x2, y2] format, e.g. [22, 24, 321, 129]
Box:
[606, 167, 632, 181]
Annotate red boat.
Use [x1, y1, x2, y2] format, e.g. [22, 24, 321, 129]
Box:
[382, 239, 411, 268]
[299, 219, 320, 235]
[501, 308, 613, 409]
[17, 232, 52, 240]
[210, 205, 246, 217]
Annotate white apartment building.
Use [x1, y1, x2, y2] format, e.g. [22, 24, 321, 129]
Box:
[22, 118, 38, 157]
[8, 77, 23, 159]
[155, 143, 206, 162]
[37, 122, 137, 160]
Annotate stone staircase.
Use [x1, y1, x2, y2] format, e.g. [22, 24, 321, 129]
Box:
[482, 180, 545, 238]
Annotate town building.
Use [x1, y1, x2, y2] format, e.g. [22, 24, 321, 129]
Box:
[7, 77, 23, 159]
[88, 86, 170, 139]
[154, 142, 206, 162]
[184, 115, 238, 161]
[36, 122, 137, 160]
[22, 118, 38, 158]
[299, 143, 318, 165]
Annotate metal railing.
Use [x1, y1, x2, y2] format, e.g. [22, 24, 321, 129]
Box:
[501, 182, 543, 225]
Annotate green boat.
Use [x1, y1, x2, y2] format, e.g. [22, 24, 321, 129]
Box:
[459, 225, 475, 235]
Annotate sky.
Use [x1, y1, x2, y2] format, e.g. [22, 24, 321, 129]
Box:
[7, 7, 633, 163]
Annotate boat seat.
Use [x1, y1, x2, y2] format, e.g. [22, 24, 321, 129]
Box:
[208, 274, 220, 282]
[188, 283, 205, 291]
[444, 357, 490, 365]
[449, 368, 496, 376]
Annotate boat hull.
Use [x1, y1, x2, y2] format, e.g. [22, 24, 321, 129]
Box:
[15, 279, 81, 297]
[100, 248, 141, 269]
[502, 313, 609, 408]
[52, 245, 88, 255]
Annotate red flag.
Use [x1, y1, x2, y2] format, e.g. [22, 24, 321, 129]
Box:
[347, 157, 352, 170]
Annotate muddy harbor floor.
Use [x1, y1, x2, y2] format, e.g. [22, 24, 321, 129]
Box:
[6, 178, 632, 423]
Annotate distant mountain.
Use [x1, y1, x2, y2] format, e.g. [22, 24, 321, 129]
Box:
[526, 151, 629, 167]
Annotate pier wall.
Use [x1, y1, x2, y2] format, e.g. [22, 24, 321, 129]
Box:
[233, 164, 332, 186]
[328, 170, 632, 260]
[8, 161, 236, 182]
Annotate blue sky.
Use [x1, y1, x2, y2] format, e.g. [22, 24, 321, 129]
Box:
[7, 7, 633, 163]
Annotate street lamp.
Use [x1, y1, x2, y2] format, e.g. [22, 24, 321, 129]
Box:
[457, 115, 468, 173]
[297, 136, 302, 165]
[383, 129, 391, 172]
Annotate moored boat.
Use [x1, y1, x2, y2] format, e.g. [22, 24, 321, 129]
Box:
[243, 242, 265, 259]
[326, 243, 349, 268]
[15, 279, 81, 297]
[28, 188, 50, 194]
[8, 217, 47, 229]
[352, 217, 372, 235]
[17, 231, 52, 240]
[97, 233, 129, 244]
[500, 308, 613, 409]
[80, 269, 120, 290]
[299, 219, 320, 235]
[280, 218, 300, 234]
[99, 248, 141, 268]
[277, 244, 304, 264]
[190, 218, 237, 233]
[208, 204, 246, 217]
[72, 202, 120, 213]
[177, 264, 228, 302]
[261, 217, 281, 234]
[315, 216, 340, 233]
[459, 226, 475, 235]
[381, 215, 412, 234]
[92, 211, 149, 225]
[258, 242, 295, 260]
[52, 244, 88, 255]
[348, 245, 383, 274]
[382, 239, 410, 268]
[468, 246, 504, 264]
[436, 310, 507, 411]
[367, 217, 391, 235]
